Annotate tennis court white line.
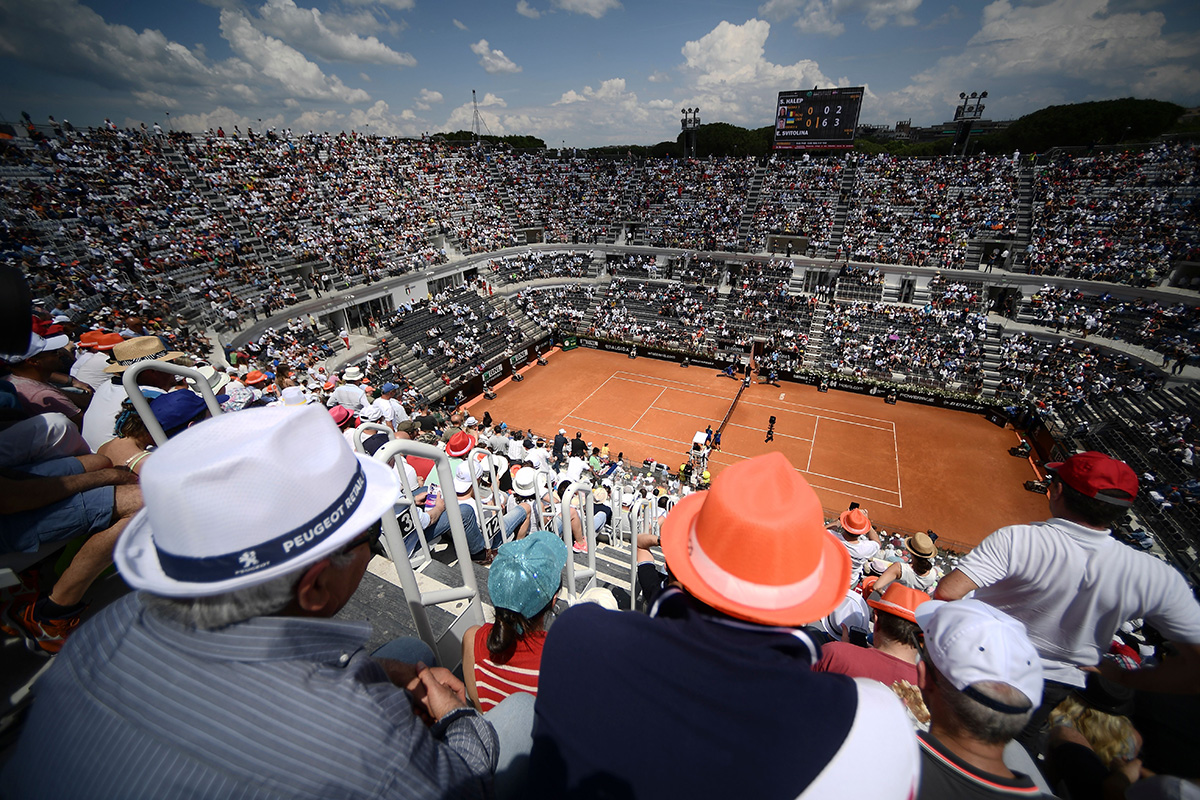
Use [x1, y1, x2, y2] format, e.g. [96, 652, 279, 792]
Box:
[725, 421, 812, 443]
[892, 425, 903, 508]
[564, 373, 617, 422]
[807, 418, 817, 471]
[609, 374, 738, 406]
[632, 389, 665, 430]
[738, 399, 893, 433]
[705, 449, 902, 507]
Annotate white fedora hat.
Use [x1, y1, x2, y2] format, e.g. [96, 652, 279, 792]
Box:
[114, 405, 399, 597]
[343, 366, 364, 381]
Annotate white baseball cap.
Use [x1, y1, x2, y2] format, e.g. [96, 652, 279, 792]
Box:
[453, 459, 478, 494]
[2, 333, 70, 364]
[917, 600, 1044, 710]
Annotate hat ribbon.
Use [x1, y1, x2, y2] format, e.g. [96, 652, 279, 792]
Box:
[115, 349, 170, 367]
[153, 463, 366, 583]
[688, 523, 826, 611]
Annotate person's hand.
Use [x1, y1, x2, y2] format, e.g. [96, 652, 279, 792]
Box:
[841, 623, 852, 644]
[414, 662, 469, 722]
[98, 467, 141, 486]
[431, 492, 446, 515]
[1081, 658, 1126, 684]
[374, 657, 421, 689]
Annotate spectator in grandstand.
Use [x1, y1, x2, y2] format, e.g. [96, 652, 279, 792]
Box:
[370, 381, 407, 432]
[2, 332, 86, 426]
[832, 506, 881, 588]
[528, 452, 919, 799]
[813, 583, 928, 688]
[870, 532, 943, 595]
[552, 428, 568, 468]
[0, 448, 143, 654]
[914, 600, 1050, 799]
[96, 390, 211, 475]
[81, 335, 186, 453]
[70, 331, 122, 391]
[325, 365, 368, 411]
[936, 451, 1200, 756]
[3, 405, 525, 799]
[463, 529, 566, 711]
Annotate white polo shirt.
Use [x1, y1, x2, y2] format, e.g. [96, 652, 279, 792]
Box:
[958, 518, 1200, 687]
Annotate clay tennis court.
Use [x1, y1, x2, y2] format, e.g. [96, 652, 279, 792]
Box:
[467, 347, 1048, 549]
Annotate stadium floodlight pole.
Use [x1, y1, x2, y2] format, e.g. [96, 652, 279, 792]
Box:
[953, 90, 987, 157]
[681, 107, 700, 158]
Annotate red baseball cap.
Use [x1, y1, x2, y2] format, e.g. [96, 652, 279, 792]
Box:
[1045, 451, 1137, 507]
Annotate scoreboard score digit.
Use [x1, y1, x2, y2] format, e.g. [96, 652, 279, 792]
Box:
[773, 87, 865, 150]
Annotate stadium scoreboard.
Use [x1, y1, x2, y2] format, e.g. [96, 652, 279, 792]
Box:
[773, 87, 864, 150]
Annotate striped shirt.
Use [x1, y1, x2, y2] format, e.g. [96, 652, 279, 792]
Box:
[3, 593, 499, 799]
[472, 624, 546, 711]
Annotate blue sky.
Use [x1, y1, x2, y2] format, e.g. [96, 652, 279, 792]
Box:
[1, 0, 1197, 147]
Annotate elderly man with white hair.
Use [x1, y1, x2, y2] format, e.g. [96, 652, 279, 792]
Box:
[4, 406, 534, 799]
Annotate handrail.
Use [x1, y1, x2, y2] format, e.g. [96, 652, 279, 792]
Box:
[351, 421, 393, 452]
[358, 424, 435, 568]
[467, 446, 507, 546]
[121, 361, 223, 446]
[631, 496, 657, 611]
[559, 480, 597, 602]
[371, 439, 486, 671]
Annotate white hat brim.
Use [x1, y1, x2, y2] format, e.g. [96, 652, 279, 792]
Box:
[114, 452, 399, 597]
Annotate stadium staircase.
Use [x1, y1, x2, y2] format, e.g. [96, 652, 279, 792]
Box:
[736, 164, 769, 252]
[825, 159, 857, 255]
[486, 160, 523, 232]
[979, 318, 1007, 397]
[1010, 162, 1036, 272]
[801, 301, 829, 371]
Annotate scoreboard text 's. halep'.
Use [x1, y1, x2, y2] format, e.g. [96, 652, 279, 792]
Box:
[773, 87, 864, 150]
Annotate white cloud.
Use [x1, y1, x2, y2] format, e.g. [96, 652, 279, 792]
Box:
[133, 90, 180, 109]
[414, 87, 444, 110]
[678, 19, 834, 124]
[646, 98, 675, 109]
[758, 0, 921, 36]
[172, 106, 286, 133]
[247, 0, 415, 66]
[553, 0, 622, 18]
[220, 10, 371, 103]
[478, 92, 507, 107]
[342, 0, 414, 9]
[879, 0, 1200, 123]
[516, 1, 541, 19]
[453, 18, 468, 30]
[647, 70, 671, 83]
[470, 38, 522, 73]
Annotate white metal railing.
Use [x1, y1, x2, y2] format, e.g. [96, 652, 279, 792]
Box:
[558, 480, 597, 601]
[122, 361, 223, 445]
[370, 439, 486, 672]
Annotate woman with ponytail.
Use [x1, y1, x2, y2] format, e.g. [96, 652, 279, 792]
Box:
[463, 530, 568, 711]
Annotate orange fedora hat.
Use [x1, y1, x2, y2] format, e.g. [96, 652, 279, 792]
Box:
[867, 583, 930, 624]
[660, 451, 850, 627]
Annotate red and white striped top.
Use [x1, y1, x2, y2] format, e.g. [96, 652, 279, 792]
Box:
[471, 624, 547, 711]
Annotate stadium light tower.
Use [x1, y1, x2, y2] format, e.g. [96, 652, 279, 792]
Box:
[952, 90, 987, 157]
[681, 107, 700, 158]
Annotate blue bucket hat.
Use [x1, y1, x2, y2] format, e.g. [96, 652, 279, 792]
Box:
[488, 530, 568, 618]
[151, 390, 209, 435]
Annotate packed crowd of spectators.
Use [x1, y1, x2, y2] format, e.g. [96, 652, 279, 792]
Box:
[995, 332, 1161, 407]
[750, 154, 845, 252]
[491, 153, 634, 244]
[591, 278, 717, 352]
[513, 285, 597, 332]
[1021, 283, 1200, 362]
[633, 156, 756, 250]
[1024, 143, 1200, 285]
[485, 249, 594, 285]
[819, 300, 988, 389]
[841, 154, 1019, 268]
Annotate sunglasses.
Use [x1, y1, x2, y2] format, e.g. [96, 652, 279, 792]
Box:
[338, 522, 381, 556]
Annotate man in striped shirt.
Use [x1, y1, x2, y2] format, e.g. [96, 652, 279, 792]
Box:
[4, 406, 502, 800]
